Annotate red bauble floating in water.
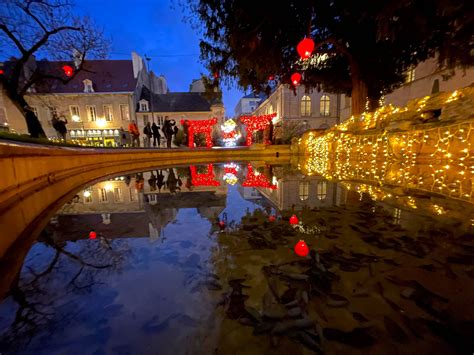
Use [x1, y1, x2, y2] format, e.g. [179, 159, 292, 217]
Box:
[291, 73, 301, 86]
[289, 214, 299, 225]
[268, 215, 276, 222]
[294, 240, 309, 257]
[89, 231, 97, 239]
[62, 65, 74, 77]
[297, 38, 315, 60]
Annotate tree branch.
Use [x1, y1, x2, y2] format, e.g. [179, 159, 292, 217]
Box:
[0, 24, 27, 55]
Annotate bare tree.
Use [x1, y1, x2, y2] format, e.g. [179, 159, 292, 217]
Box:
[0, 0, 109, 137]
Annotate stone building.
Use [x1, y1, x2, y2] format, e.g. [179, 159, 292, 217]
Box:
[247, 84, 342, 143]
[340, 58, 474, 119]
[0, 52, 159, 146]
[234, 93, 266, 117]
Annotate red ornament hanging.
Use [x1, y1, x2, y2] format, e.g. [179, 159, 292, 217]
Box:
[89, 231, 97, 239]
[291, 73, 301, 86]
[268, 75, 274, 81]
[297, 38, 315, 60]
[268, 215, 276, 222]
[289, 214, 299, 225]
[294, 240, 309, 257]
[62, 65, 74, 77]
[213, 71, 219, 79]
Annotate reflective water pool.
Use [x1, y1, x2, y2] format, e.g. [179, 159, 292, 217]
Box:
[0, 163, 473, 354]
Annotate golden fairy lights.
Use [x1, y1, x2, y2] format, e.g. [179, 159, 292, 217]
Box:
[299, 88, 474, 204]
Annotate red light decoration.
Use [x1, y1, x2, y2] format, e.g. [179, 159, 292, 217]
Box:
[218, 220, 226, 229]
[268, 75, 274, 81]
[89, 231, 97, 239]
[289, 214, 299, 225]
[213, 71, 219, 79]
[181, 118, 217, 148]
[291, 73, 302, 86]
[190, 164, 220, 186]
[242, 164, 277, 189]
[240, 113, 276, 146]
[297, 38, 315, 60]
[294, 240, 309, 257]
[62, 65, 74, 77]
[268, 215, 276, 222]
[0, 69, 4, 75]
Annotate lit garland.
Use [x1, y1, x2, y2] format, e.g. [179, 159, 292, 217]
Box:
[240, 113, 276, 145]
[181, 118, 217, 148]
[299, 87, 473, 203]
[221, 119, 241, 147]
[242, 164, 277, 189]
[190, 164, 220, 186]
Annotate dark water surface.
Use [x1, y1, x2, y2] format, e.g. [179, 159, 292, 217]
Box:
[0, 163, 473, 354]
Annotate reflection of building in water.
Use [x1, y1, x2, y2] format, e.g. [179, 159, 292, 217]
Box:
[255, 172, 345, 211]
[237, 186, 262, 200]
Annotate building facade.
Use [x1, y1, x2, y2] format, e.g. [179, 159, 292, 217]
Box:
[234, 93, 266, 117]
[0, 52, 158, 146]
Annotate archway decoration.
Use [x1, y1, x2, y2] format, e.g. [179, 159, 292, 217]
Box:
[242, 164, 277, 189]
[190, 164, 220, 186]
[240, 113, 276, 146]
[181, 118, 217, 148]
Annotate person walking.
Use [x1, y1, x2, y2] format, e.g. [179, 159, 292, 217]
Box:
[143, 122, 152, 147]
[163, 119, 174, 148]
[128, 120, 140, 147]
[152, 122, 161, 147]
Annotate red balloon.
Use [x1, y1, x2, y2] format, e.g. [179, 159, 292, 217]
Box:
[89, 231, 97, 239]
[291, 73, 301, 86]
[297, 38, 315, 60]
[62, 65, 73, 77]
[268, 215, 276, 222]
[294, 240, 309, 257]
[289, 214, 299, 225]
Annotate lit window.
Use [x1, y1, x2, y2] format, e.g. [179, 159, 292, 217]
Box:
[120, 104, 130, 120]
[299, 181, 309, 201]
[406, 68, 415, 83]
[301, 95, 311, 116]
[83, 79, 94, 93]
[70, 105, 80, 121]
[320, 95, 330, 116]
[266, 104, 274, 115]
[139, 100, 149, 112]
[99, 188, 108, 202]
[86, 105, 97, 121]
[316, 181, 327, 200]
[393, 208, 402, 224]
[83, 188, 93, 203]
[113, 187, 122, 202]
[104, 105, 113, 121]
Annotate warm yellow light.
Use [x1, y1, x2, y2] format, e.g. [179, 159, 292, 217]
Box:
[83, 190, 91, 198]
[72, 115, 81, 122]
[104, 182, 113, 191]
[96, 118, 106, 127]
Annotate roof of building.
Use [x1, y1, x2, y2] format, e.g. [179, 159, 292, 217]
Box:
[140, 87, 213, 112]
[3, 59, 137, 94]
[243, 92, 266, 99]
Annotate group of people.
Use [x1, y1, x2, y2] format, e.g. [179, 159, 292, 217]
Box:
[127, 119, 178, 148]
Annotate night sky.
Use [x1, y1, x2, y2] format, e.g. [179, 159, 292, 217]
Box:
[76, 0, 244, 116]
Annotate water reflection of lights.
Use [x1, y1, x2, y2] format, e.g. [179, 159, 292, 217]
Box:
[83, 190, 91, 198]
[223, 173, 238, 185]
[104, 182, 113, 191]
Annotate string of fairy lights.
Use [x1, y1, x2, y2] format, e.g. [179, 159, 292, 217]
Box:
[299, 88, 473, 206]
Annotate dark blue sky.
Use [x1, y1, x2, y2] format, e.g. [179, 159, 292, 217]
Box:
[77, 0, 244, 116]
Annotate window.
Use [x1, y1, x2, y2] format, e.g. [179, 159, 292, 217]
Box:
[156, 116, 164, 126]
[104, 105, 113, 121]
[83, 189, 93, 203]
[129, 188, 137, 201]
[320, 95, 330, 116]
[120, 104, 130, 120]
[99, 188, 108, 202]
[266, 104, 274, 115]
[83, 79, 94, 93]
[301, 95, 311, 116]
[406, 68, 415, 83]
[139, 100, 149, 112]
[143, 115, 149, 126]
[70, 105, 80, 121]
[431, 79, 440, 94]
[393, 208, 402, 225]
[86, 105, 97, 121]
[316, 181, 327, 200]
[113, 187, 122, 202]
[299, 181, 309, 201]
